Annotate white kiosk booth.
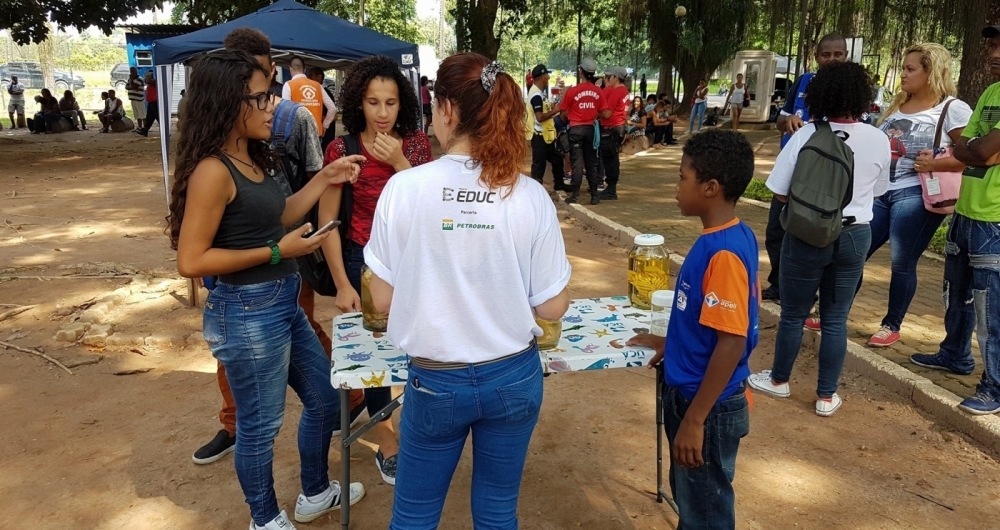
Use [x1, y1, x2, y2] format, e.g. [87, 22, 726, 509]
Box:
[729, 50, 778, 124]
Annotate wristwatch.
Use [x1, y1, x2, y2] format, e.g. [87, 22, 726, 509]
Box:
[266, 240, 281, 265]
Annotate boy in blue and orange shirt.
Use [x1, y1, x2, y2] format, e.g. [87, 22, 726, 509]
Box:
[629, 129, 759, 530]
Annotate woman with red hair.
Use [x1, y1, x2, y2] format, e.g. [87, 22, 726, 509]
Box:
[364, 53, 572, 528]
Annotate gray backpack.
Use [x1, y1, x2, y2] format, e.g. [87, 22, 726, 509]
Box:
[780, 121, 855, 248]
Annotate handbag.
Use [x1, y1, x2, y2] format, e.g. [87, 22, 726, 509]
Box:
[918, 99, 962, 214]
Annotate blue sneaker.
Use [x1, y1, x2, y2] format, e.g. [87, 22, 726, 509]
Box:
[909, 353, 975, 376]
[958, 392, 1000, 415]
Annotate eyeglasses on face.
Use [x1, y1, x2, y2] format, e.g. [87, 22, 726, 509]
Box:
[244, 92, 271, 111]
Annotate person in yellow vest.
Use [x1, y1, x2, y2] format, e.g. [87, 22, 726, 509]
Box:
[525, 64, 567, 192]
[282, 56, 336, 135]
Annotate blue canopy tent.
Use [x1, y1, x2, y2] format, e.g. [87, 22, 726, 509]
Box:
[151, 0, 421, 205]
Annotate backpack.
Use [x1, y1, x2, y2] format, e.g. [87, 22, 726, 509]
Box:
[779, 121, 855, 248]
[271, 101, 359, 297]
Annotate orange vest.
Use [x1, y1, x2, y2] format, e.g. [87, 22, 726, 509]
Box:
[287, 76, 324, 135]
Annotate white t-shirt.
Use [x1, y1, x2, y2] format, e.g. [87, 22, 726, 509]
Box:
[878, 96, 973, 191]
[766, 121, 891, 224]
[364, 155, 572, 363]
[729, 86, 746, 105]
[8, 82, 25, 103]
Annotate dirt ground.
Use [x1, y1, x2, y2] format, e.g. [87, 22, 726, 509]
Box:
[2, 129, 999, 530]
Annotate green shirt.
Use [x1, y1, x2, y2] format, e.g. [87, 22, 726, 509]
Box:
[958, 81, 1000, 221]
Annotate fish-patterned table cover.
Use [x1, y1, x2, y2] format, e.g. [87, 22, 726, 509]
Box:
[330, 295, 672, 390]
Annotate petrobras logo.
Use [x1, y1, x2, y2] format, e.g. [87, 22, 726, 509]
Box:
[442, 219, 454, 230]
[299, 85, 317, 100]
[705, 291, 737, 310]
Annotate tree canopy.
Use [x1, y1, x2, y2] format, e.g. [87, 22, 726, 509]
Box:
[1, 0, 162, 45]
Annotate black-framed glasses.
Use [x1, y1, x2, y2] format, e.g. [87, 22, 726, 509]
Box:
[244, 92, 270, 111]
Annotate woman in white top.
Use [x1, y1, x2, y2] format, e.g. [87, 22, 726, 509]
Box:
[688, 78, 709, 133]
[748, 62, 891, 417]
[724, 73, 747, 129]
[806, 43, 972, 348]
[365, 53, 572, 529]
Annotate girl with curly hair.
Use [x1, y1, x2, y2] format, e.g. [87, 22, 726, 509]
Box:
[166, 50, 367, 529]
[365, 52, 571, 528]
[317, 55, 432, 486]
[748, 61, 891, 417]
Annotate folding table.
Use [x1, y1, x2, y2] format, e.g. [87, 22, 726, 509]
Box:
[330, 296, 678, 529]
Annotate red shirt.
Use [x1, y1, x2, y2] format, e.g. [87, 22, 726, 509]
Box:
[559, 82, 607, 127]
[323, 131, 433, 246]
[145, 84, 158, 103]
[599, 85, 630, 127]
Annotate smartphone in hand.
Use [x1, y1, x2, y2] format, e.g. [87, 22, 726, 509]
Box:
[305, 220, 341, 238]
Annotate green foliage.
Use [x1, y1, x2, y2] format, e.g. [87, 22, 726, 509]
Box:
[1, 31, 126, 73]
[1, 0, 162, 45]
[927, 215, 951, 255]
[317, 0, 421, 43]
[742, 178, 772, 202]
[171, 0, 318, 26]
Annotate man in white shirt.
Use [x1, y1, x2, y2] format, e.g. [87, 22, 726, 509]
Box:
[281, 56, 336, 135]
[7, 76, 26, 129]
[96, 90, 125, 132]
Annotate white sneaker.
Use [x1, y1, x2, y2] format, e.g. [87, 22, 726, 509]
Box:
[747, 370, 791, 398]
[815, 394, 842, 417]
[250, 510, 296, 530]
[294, 480, 366, 523]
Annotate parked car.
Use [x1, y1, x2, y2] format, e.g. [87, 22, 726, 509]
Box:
[0, 61, 85, 91]
[110, 63, 131, 92]
[110, 63, 155, 92]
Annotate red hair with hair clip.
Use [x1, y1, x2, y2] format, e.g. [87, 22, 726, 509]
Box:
[433, 53, 527, 197]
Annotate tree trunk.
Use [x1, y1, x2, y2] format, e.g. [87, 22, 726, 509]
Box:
[38, 34, 55, 91]
[576, 7, 583, 69]
[454, 0, 469, 53]
[468, 0, 500, 59]
[957, 0, 1000, 104]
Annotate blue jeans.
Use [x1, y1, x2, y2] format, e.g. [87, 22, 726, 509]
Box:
[203, 274, 341, 525]
[865, 186, 947, 331]
[941, 215, 1000, 396]
[389, 346, 544, 530]
[689, 101, 707, 133]
[772, 225, 871, 397]
[664, 385, 749, 530]
[344, 240, 394, 418]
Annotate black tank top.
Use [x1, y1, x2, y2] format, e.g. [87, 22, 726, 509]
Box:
[213, 157, 298, 285]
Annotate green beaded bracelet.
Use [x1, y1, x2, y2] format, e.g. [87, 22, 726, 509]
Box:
[267, 240, 281, 265]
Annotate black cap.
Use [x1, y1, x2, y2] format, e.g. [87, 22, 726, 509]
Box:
[531, 64, 550, 78]
[984, 25, 1000, 38]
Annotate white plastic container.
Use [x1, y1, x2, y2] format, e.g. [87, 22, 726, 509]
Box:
[649, 290, 674, 337]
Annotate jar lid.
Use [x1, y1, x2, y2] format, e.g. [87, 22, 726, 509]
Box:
[634, 233, 665, 246]
[651, 290, 674, 306]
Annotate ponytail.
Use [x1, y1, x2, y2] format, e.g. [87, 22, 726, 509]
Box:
[434, 53, 528, 198]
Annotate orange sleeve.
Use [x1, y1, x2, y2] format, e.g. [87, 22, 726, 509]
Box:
[699, 250, 750, 337]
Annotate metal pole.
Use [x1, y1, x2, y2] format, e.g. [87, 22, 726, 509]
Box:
[796, 0, 807, 77]
[340, 387, 351, 530]
[656, 363, 664, 504]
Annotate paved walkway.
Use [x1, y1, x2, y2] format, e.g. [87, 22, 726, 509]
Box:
[583, 128, 982, 399]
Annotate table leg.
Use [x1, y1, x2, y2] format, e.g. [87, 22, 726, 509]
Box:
[655, 364, 679, 515]
[656, 363, 664, 504]
[340, 387, 351, 530]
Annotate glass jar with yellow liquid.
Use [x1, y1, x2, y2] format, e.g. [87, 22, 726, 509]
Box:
[628, 234, 670, 310]
[535, 316, 562, 350]
[360, 264, 389, 332]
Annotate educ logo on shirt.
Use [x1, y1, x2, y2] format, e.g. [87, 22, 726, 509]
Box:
[442, 219, 454, 230]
